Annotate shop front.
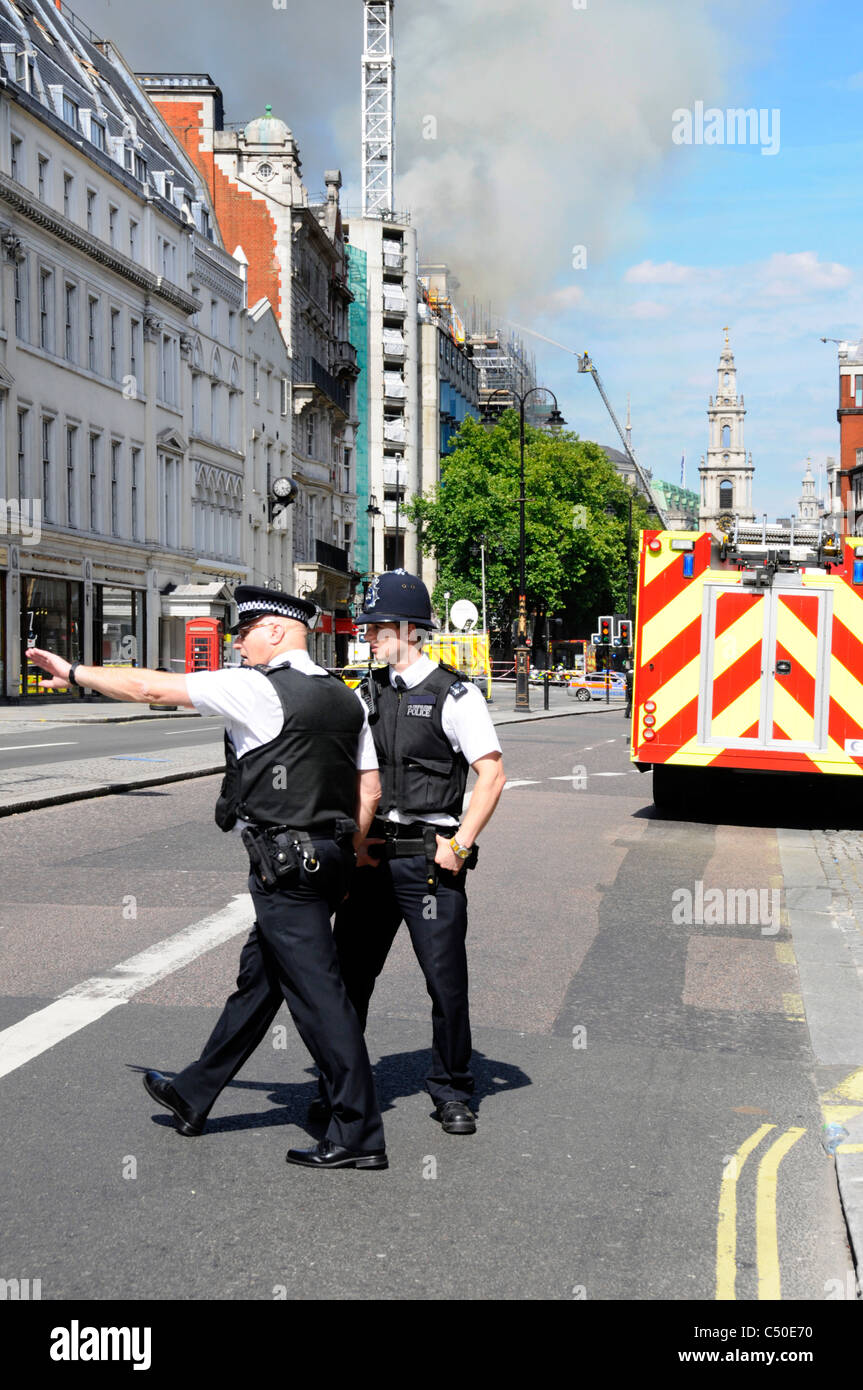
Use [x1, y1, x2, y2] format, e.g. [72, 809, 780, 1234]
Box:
[93, 586, 146, 669]
[19, 574, 85, 698]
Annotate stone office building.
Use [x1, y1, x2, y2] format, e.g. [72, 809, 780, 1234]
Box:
[0, 0, 274, 698]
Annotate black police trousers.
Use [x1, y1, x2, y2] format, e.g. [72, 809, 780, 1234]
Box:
[170, 840, 385, 1154]
[333, 854, 474, 1106]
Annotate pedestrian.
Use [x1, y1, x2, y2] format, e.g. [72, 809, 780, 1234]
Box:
[624, 661, 634, 719]
[316, 570, 506, 1136]
[25, 585, 388, 1171]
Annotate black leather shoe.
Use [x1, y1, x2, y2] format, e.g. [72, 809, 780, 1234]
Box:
[307, 1096, 332, 1123]
[143, 1071, 207, 1137]
[286, 1138, 388, 1170]
[435, 1100, 477, 1135]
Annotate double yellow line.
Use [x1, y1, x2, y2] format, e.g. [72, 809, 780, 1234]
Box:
[716, 1124, 805, 1300]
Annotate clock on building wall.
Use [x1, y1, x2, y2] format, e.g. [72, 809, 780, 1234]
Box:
[257, 162, 276, 183]
[718, 513, 735, 533]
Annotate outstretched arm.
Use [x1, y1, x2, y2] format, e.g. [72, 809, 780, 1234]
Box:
[25, 647, 195, 707]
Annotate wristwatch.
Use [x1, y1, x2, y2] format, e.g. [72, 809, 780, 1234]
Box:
[67, 662, 81, 687]
[448, 835, 471, 861]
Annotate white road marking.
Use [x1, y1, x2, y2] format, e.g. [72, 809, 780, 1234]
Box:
[591, 772, 626, 777]
[0, 894, 251, 1081]
[0, 741, 78, 751]
[502, 780, 541, 789]
[161, 728, 216, 736]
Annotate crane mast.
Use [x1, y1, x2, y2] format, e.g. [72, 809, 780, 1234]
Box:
[362, 2, 395, 217]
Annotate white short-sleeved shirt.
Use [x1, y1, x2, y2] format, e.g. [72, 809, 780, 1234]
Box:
[377, 654, 502, 827]
[185, 649, 378, 770]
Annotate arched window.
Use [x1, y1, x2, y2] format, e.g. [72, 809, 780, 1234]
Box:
[719, 479, 734, 510]
[723, 372, 730, 386]
[721, 424, 730, 447]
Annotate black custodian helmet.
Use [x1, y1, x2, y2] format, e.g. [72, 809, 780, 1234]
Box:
[356, 571, 437, 629]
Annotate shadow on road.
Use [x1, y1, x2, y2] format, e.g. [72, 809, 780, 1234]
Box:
[634, 769, 863, 832]
[131, 1048, 531, 1137]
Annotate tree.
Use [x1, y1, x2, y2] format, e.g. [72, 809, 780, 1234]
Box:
[408, 413, 658, 644]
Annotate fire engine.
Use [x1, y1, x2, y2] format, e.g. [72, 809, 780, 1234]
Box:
[631, 521, 863, 809]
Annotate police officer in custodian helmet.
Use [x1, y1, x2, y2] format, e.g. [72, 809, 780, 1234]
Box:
[26, 585, 387, 1171]
[316, 571, 506, 1136]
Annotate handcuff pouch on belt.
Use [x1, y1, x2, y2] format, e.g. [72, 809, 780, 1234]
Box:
[369, 821, 479, 893]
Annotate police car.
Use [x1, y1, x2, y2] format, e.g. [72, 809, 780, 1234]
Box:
[566, 672, 627, 702]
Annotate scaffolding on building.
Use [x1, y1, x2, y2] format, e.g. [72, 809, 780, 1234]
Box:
[462, 306, 537, 415]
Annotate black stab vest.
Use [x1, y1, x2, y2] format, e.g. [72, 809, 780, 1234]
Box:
[214, 664, 362, 832]
[365, 664, 469, 821]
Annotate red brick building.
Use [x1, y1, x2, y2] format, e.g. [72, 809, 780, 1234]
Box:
[836, 342, 863, 520]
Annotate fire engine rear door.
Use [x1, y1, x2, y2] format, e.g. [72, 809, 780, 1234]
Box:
[700, 585, 830, 751]
[763, 587, 830, 751]
[701, 587, 770, 748]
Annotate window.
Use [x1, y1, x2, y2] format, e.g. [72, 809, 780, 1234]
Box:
[130, 448, 141, 540]
[228, 310, 236, 349]
[252, 360, 259, 402]
[109, 308, 120, 381]
[856, 375, 863, 409]
[280, 377, 289, 416]
[88, 433, 100, 532]
[10, 134, 22, 183]
[87, 295, 99, 372]
[129, 219, 139, 259]
[86, 189, 97, 235]
[130, 317, 140, 380]
[191, 372, 201, 434]
[159, 453, 180, 548]
[17, 408, 29, 498]
[39, 267, 53, 351]
[110, 441, 120, 536]
[160, 334, 178, 405]
[719, 479, 734, 510]
[228, 390, 238, 449]
[306, 413, 314, 457]
[160, 238, 176, 279]
[66, 425, 77, 527]
[63, 96, 80, 131]
[134, 153, 146, 183]
[90, 120, 106, 152]
[721, 424, 730, 448]
[37, 155, 48, 201]
[41, 417, 53, 524]
[63, 172, 73, 218]
[210, 299, 218, 338]
[108, 204, 118, 248]
[210, 382, 218, 438]
[14, 257, 28, 340]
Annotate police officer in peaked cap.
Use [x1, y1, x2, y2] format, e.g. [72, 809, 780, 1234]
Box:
[318, 570, 507, 1135]
[27, 584, 387, 1170]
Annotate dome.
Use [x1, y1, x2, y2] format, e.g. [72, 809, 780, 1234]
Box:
[244, 105, 291, 146]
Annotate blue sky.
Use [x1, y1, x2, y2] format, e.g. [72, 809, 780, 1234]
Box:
[81, 0, 863, 517]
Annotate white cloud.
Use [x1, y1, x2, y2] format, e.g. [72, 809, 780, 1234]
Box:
[761, 251, 853, 298]
[535, 285, 585, 314]
[624, 260, 700, 285]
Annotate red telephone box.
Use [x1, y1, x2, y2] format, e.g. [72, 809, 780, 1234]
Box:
[185, 618, 222, 672]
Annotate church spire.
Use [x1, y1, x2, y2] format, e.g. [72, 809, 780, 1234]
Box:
[698, 330, 755, 534]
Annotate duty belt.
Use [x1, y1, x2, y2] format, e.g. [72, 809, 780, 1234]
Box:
[370, 818, 478, 889]
[241, 818, 357, 888]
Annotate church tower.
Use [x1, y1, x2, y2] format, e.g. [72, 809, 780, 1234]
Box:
[698, 330, 755, 533]
[798, 460, 818, 522]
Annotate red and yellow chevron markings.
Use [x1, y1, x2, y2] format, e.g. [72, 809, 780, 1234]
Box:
[633, 533, 863, 776]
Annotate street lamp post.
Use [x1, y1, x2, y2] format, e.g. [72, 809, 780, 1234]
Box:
[366, 493, 381, 575]
[483, 387, 565, 710]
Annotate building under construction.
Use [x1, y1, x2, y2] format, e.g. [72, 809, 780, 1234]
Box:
[463, 307, 536, 417]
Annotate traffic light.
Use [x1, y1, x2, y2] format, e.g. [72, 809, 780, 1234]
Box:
[598, 615, 612, 645]
[618, 619, 632, 648]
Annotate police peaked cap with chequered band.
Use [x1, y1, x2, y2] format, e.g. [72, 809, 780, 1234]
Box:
[356, 570, 438, 629]
[228, 585, 318, 635]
